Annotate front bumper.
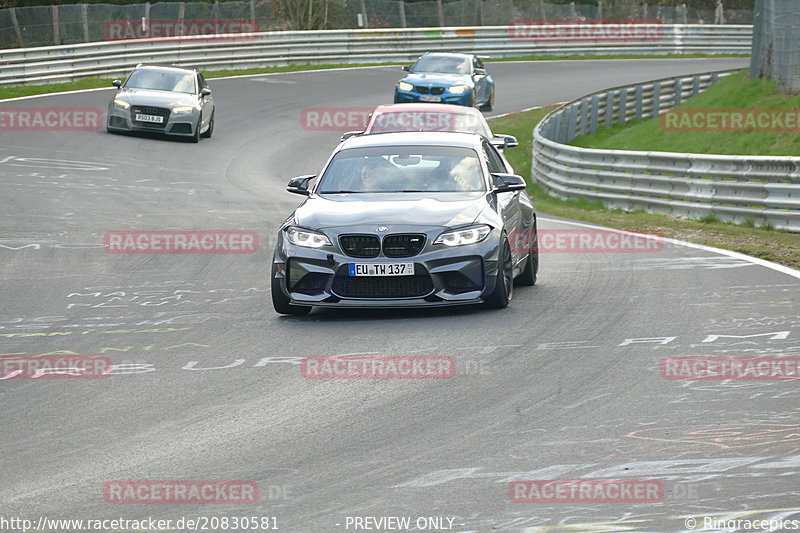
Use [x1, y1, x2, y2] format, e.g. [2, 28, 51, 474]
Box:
[107, 104, 199, 137]
[273, 227, 501, 309]
[394, 88, 473, 107]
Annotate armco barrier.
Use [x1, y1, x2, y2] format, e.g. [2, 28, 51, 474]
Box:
[0, 24, 752, 87]
[532, 69, 800, 232]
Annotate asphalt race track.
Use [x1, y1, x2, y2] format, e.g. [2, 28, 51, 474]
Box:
[3, 57, 800, 533]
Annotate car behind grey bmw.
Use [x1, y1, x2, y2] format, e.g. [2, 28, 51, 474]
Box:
[271, 132, 538, 315]
[107, 64, 214, 142]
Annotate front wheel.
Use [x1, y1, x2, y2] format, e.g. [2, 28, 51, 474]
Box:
[517, 225, 538, 286]
[480, 86, 495, 112]
[271, 262, 311, 316]
[485, 238, 513, 309]
[201, 111, 214, 138]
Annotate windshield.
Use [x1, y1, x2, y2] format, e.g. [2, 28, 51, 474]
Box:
[316, 146, 485, 194]
[367, 110, 492, 137]
[124, 70, 196, 94]
[411, 56, 471, 75]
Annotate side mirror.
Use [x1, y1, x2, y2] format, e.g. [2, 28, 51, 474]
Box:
[492, 173, 526, 193]
[112, 80, 122, 88]
[490, 134, 519, 150]
[287, 175, 316, 196]
[402, 65, 410, 71]
[474, 68, 486, 78]
[340, 130, 364, 142]
[200, 87, 212, 97]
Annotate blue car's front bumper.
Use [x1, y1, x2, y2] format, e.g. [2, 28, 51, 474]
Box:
[394, 88, 474, 107]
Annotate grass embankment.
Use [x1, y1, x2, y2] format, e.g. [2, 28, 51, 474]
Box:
[572, 70, 800, 155]
[487, 106, 800, 270]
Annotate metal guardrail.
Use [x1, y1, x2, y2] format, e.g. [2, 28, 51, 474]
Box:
[0, 24, 753, 87]
[532, 69, 800, 232]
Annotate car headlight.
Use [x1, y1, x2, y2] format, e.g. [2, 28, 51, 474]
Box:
[285, 227, 331, 248]
[448, 85, 469, 94]
[112, 98, 130, 109]
[398, 81, 413, 92]
[172, 106, 195, 114]
[434, 225, 491, 247]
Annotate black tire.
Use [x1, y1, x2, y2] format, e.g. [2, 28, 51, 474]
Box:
[480, 86, 495, 112]
[271, 262, 311, 316]
[517, 224, 538, 286]
[485, 238, 513, 309]
[201, 112, 214, 138]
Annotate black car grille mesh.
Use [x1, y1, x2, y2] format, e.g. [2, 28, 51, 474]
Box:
[382, 234, 425, 258]
[131, 106, 170, 129]
[340, 234, 426, 258]
[340, 235, 381, 258]
[414, 86, 444, 95]
[332, 275, 433, 299]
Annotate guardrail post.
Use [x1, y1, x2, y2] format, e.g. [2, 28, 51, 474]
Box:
[82, 4, 89, 43]
[567, 105, 578, 142]
[618, 89, 628, 124]
[651, 82, 661, 118]
[635, 86, 643, 120]
[400, 0, 408, 28]
[590, 95, 599, 135]
[605, 91, 614, 129]
[579, 99, 589, 136]
[10, 7, 22, 47]
[692, 75, 700, 97]
[674, 78, 683, 107]
[52, 5, 60, 45]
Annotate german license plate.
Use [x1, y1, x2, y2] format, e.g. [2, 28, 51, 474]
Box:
[419, 95, 442, 102]
[349, 263, 415, 276]
[135, 113, 163, 123]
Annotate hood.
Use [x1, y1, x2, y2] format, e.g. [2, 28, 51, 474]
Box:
[294, 193, 486, 230]
[114, 88, 197, 108]
[402, 72, 473, 87]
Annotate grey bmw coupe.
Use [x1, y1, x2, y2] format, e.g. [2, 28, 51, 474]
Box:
[271, 132, 538, 315]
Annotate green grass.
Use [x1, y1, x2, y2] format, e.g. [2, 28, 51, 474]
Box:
[0, 54, 747, 101]
[488, 107, 800, 270]
[572, 70, 800, 156]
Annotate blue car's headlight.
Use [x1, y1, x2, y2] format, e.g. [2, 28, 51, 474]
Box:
[434, 225, 491, 247]
[448, 85, 469, 94]
[398, 81, 413, 92]
[285, 227, 331, 248]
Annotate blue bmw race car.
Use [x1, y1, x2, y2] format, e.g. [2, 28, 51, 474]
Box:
[394, 52, 495, 111]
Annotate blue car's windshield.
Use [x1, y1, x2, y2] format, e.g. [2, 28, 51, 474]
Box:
[125, 70, 196, 94]
[411, 56, 471, 75]
[317, 146, 485, 194]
